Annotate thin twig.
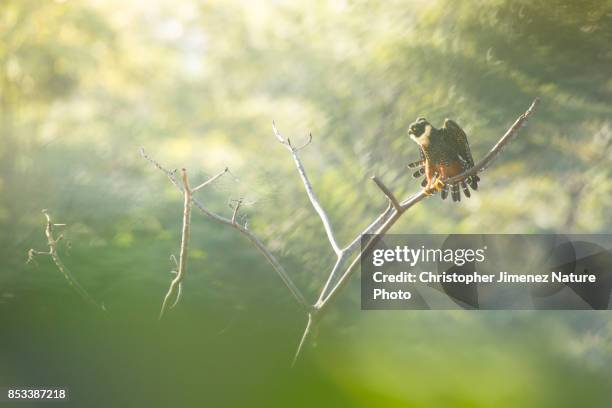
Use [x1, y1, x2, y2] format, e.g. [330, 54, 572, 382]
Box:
[160, 169, 192, 319]
[167, 255, 182, 308]
[192, 167, 230, 193]
[292, 312, 314, 367]
[231, 199, 243, 224]
[27, 210, 105, 311]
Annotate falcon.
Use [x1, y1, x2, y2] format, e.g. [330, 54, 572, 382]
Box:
[407, 117, 479, 202]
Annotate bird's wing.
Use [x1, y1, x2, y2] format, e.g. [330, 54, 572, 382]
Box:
[442, 119, 475, 168]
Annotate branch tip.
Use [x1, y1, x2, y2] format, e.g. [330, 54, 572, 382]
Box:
[231, 198, 243, 224]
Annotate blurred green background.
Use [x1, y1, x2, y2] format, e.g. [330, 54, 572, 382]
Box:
[1, 0, 611, 406]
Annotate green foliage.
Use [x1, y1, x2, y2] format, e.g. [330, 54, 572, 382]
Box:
[1, 1, 611, 406]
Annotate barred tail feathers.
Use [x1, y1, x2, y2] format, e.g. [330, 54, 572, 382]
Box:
[412, 167, 425, 178]
[451, 183, 461, 202]
[407, 160, 424, 168]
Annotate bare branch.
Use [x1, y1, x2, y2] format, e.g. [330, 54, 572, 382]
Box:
[291, 133, 313, 150]
[343, 205, 395, 254]
[445, 97, 540, 185]
[313, 256, 346, 307]
[192, 167, 229, 193]
[314, 199, 397, 305]
[169, 281, 183, 309]
[272, 120, 287, 145]
[160, 169, 192, 319]
[292, 312, 314, 367]
[27, 210, 105, 312]
[371, 176, 401, 211]
[273, 124, 405, 308]
[141, 148, 309, 310]
[273, 122, 342, 255]
[140, 148, 178, 180]
[231, 199, 243, 224]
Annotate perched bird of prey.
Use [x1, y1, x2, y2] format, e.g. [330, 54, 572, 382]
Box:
[407, 117, 479, 202]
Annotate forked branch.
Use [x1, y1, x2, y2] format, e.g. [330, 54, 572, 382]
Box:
[27, 210, 105, 311]
[273, 122, 341, 255]
[272, 124, 401, 307]
[140, 148, 309, 310]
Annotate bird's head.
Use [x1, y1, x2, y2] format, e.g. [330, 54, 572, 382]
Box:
[408, 117, 431, 144]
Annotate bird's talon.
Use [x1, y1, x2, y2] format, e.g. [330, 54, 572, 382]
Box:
[433, 178, 445, 191]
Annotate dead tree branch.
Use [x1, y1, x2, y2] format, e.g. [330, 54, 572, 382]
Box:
[273, 122, 341, 255]
[140, 148, 309, 310]
[231, 199, 243, 225]
[192, 167, 229, 193]
[445, 97, 540, 185]
[159, 169, 193, 319]
[272, 122, 408, 312]
[27, 209, 105, 311]
[371, 176, 401, 211]
[142, 97, 539, 365]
